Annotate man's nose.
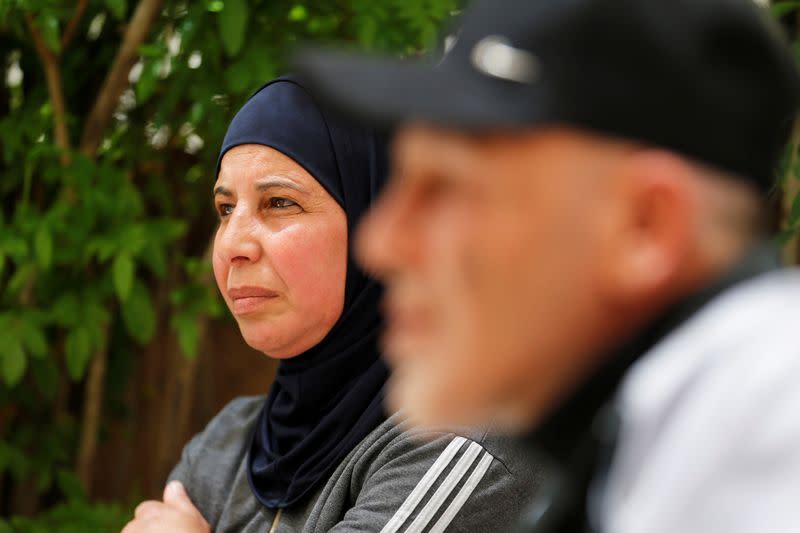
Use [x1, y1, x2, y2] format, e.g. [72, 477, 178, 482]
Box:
[356, 184, 418, 281]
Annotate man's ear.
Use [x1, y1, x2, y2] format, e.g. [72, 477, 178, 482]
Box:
[598, 149, 698, 307]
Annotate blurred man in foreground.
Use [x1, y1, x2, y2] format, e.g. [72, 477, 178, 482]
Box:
[298, 0, 800, 531]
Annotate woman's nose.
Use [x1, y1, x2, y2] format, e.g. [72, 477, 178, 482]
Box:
[216, 207, 262, 264]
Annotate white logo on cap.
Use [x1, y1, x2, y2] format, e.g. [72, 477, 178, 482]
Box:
[470, 35, 540, 84]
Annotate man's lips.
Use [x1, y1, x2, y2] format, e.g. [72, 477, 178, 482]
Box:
[227, 286, 279, 315]
[381, 301, 435, 364]
[384, 299, 431, 336]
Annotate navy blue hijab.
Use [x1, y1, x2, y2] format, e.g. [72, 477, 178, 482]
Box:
[217, 76, 389, 508]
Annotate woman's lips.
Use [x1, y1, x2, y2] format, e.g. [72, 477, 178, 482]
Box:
[228, 286, 279, 315]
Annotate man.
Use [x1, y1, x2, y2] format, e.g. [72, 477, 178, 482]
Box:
[296, 0, 800, 531]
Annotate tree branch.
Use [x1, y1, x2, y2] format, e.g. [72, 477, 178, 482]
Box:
[79, 0, 165, 156]
[76, 330, 109, 493]
[61, 0, 89, 49]
[24, 14, 71, 158]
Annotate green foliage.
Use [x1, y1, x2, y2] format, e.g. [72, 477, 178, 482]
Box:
[0, 497, 131, 533]
[121, 280, 156, 344]
[773, 1, 800, 16]
[0, 0, 459, 526]
[105, 0, 128, 21]
[218, 0, 249, 56]
[1, 336, 26, 386]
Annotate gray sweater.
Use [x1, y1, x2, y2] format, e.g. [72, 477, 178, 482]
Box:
[169, 396, 541, 532]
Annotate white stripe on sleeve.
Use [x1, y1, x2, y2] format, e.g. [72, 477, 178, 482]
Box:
[380, 436, 467, 533]
[405, 441, 484, 533]
[428, 451, 494, 533]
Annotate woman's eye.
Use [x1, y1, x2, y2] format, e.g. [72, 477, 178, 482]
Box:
[267, 197, 298, 209]
[217, 204, 234, 217]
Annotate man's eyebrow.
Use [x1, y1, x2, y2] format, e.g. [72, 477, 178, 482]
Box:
[255, 178, 307, 194]
[213, 185, 232, 197]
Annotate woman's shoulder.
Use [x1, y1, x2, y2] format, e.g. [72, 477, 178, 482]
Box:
[168, 396, 267, 527]
[344, 411, 542, 500]
[203, 395, 266, 438]
[305, 412, 542, 532]
[373, 412, 537, 478]
[171, 395, 265, 477]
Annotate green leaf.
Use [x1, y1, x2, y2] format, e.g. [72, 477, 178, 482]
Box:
[138, 43, 164, 58]
[51, 292, 80, 327]
[164, 220, 188, 241]
[140, 242, 167, 278]
[106, 0, 128, 20]
[34, 225, 53, 270]
[136, 60, 159, 103]
[288, 5, 308, 22]
[246, 51, 277, 84]
[5, 444, 29, 481]
[420, 21, 438, 49]
[39, 15, 60, 54]
[6, 263, 35, 295]
[771, 1, 800, 17]
[85, 324, 105, 356]
[0, 236, 27, 261]
[218, 0, 248, 56]
[65, 327, 91, 380]
[172, 313, 199, 359]
[789, 191, 800, 226]
[1, 338, 26, 386]
[31, 357, 58, 400]
[122, 281, 156, 344]
[36, 468, 53, 492]
[357, 17, 378, 48]
[112, 253, 134, 302]
[225, 59, 253, 94]
[189, 102, 205, 123]
[57, 469, 86, 501]
[21, 321, 47, 359]
[86, 237, 117, 263]
[84, 297, 111, 329]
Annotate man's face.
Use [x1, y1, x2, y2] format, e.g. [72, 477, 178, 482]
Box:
[357, 125, 624, 429]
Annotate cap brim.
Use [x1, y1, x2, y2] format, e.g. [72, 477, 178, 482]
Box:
[292, 47, 535, 129]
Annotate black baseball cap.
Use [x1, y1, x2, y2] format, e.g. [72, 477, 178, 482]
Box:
[294, 0, 800, 191]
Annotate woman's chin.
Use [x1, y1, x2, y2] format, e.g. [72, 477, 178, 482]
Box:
[237, 315, 337, 360]
[239, 329, 307, 359]
[242, 335, 294, 359]
[259, 347, 302, 360]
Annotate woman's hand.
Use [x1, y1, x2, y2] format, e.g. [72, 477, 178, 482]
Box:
[122, 481, 210, 533]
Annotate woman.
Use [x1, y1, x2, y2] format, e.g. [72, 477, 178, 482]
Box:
[123, 77, 539, 533]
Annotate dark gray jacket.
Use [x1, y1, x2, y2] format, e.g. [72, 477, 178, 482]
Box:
[169, 396, 541, 532]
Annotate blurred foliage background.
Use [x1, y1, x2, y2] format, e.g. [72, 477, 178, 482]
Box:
[0, 0, 798, 530]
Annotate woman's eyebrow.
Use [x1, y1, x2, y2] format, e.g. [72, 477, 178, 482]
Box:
[214, 185, 232, 197]
[255, 177, 307, 194]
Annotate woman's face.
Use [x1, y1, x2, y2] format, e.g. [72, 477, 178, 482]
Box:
[213, 144, 348, 358]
